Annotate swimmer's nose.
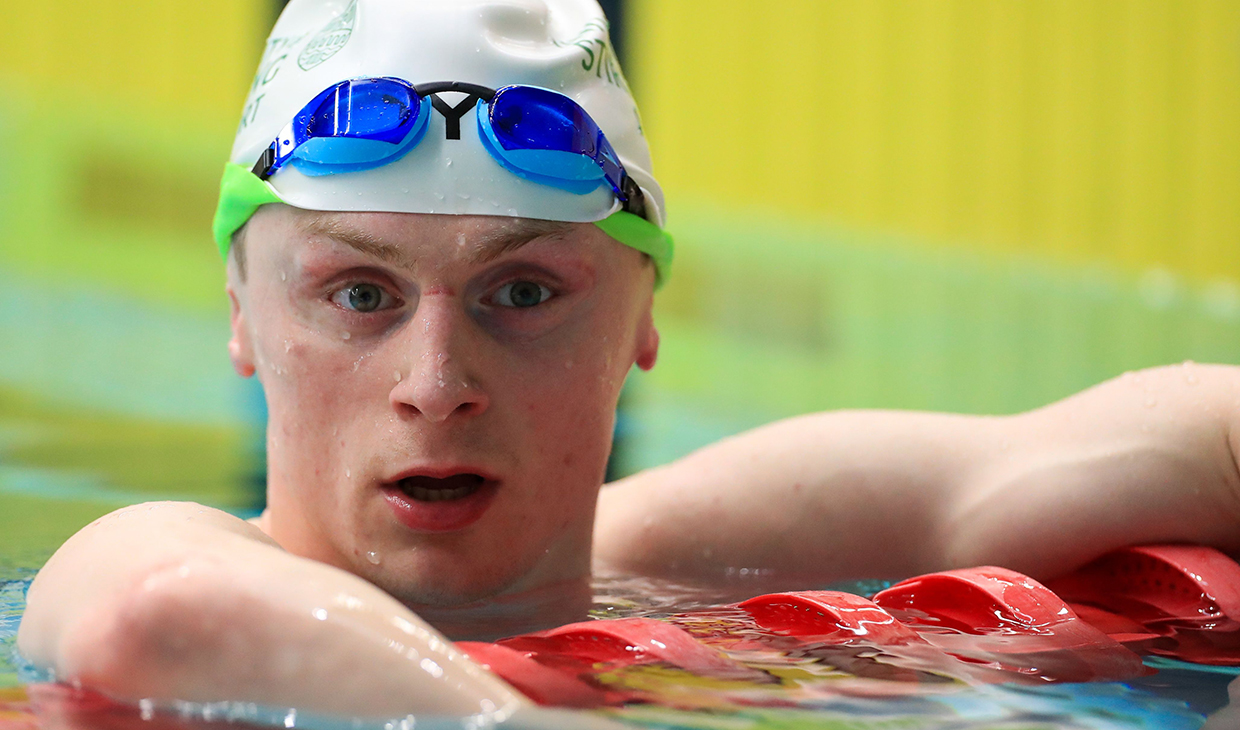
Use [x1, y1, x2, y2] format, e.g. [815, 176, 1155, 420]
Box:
[390, 297, 489, 423]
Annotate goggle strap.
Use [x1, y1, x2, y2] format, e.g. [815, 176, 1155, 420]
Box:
[620, 175, 647, 219]
[253, 146, 278, 180]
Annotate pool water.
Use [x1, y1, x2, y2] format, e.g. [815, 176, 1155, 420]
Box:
[2, 563, 1239, 730]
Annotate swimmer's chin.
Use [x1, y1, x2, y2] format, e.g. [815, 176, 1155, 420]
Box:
[359, 537, 533, 607]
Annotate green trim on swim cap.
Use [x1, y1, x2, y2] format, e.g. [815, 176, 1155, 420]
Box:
[212, 162, 673, 287]
[594, 210, 674, 289]
[213, 162, 282, 259]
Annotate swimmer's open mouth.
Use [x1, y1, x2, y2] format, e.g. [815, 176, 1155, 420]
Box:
[397, 474, 486, 502]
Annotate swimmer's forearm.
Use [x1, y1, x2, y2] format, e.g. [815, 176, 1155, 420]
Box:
[17, 502, 524, 719]
[596, 363, 1240, 582]
[595, 410, 993, 582]
[945, 362, 1240, 576]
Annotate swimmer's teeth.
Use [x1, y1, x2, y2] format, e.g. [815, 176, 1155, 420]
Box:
[407, 482, 480, 502]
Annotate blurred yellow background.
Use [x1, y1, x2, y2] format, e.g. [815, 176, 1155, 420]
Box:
[634, 1, 1240, 280]
[1, 1, 1239, 550]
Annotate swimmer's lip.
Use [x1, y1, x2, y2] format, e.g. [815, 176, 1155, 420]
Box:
[380, 465, 500, 533]
[384, 465, 500, 484]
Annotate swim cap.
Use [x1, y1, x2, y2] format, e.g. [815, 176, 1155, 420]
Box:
[214, 0, 671, 283]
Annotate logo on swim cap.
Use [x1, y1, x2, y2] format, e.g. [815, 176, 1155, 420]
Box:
[298, 0, 356, 71]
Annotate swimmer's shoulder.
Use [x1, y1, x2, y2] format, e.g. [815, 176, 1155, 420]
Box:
[64, 501, 280, 553]
[20, 501, 283, 668]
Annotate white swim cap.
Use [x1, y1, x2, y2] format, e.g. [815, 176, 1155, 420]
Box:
[227, 0, 664, 229]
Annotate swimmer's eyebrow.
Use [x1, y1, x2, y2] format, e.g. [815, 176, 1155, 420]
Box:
[467, 219, 575, 264]
[296, 215, 573, 267]
[299, 216, 414, 269]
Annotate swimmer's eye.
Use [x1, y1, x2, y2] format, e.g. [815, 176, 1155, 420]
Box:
[331, 283, 395, 313]
[493, 280, 553, 308]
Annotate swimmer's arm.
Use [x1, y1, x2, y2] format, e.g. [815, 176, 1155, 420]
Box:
[595, 363, 1240, 583]
[17, 501, 524, 719]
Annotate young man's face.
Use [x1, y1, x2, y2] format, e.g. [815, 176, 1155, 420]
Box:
[227, 205, 658, 605]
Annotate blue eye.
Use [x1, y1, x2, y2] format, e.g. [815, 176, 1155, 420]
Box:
[494, 280, 553, 308]
[332, 283, 393, 312]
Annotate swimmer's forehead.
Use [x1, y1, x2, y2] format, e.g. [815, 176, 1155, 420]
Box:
[289, 210, 581, 270]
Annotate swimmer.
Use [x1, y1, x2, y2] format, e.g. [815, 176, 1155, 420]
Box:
[17, 0, 1240, 722]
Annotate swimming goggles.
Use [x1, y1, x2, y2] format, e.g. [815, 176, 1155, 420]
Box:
[252, 78, 648, 220]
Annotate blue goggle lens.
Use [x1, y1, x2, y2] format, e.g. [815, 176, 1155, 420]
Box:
[482, 85, 627, 197]
[489, 86, 600, 157]
[299, 79, 418, 141]
[284, 79, 429, 176]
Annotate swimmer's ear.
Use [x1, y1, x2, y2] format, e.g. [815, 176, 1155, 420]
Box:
[226, 284, 257, 378]
[635, 307, 659, 372]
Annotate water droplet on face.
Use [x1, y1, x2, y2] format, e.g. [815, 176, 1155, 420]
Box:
[345, 468, 351, 478]
[342, 332, 352, 340]
[280, 270, 287, 282]
[366, 551, 382, 565]
[394, 371, 403, 383]
[444, 158, 453, 167]
[456, 233, 467, 247]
